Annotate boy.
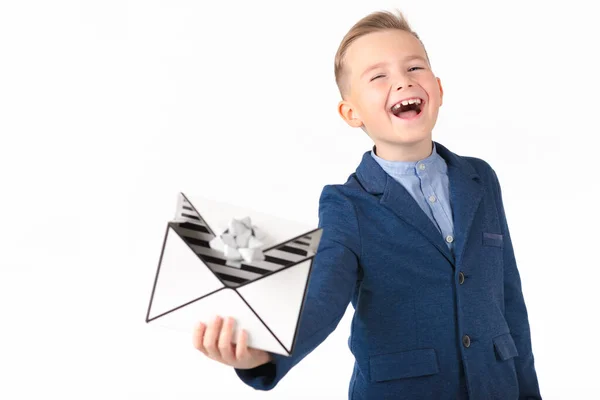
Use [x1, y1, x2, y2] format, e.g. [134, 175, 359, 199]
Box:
[192, 9, 542, 400]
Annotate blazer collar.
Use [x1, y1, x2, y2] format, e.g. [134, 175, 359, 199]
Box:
[356, 141, 479, 194]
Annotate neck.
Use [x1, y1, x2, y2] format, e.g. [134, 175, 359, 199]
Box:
[374, 138, 434, 162]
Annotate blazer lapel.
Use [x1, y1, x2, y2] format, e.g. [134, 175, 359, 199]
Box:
[436, 143, 484, 267]
[355, 141, 483, 268]
[381, 175, 455, 264]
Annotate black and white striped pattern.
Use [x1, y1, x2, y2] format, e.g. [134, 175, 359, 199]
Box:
[172, 194, 321, 287]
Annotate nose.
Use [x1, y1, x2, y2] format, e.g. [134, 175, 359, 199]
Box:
[396, 84, 413, 91]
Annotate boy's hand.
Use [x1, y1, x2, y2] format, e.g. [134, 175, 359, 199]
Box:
[193, 315, 272, 370]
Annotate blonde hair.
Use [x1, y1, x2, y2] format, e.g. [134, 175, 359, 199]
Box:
[334, 9, 430, 98]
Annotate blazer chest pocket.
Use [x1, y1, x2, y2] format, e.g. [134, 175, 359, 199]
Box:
[369, 348, 439, 383]
[483, 232, 504, 248]
[493, 333, 519, 361]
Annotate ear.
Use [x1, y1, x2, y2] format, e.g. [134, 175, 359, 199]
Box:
[437, 77, 444, 106]
[338, 100, 364, 128]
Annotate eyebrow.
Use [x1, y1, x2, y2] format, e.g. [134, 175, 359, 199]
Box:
[360, 55, 428, 78]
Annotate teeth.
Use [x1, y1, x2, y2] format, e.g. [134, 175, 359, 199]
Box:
[391, 98, 422, 113]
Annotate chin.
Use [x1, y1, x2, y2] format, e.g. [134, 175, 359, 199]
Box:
[389, 127, 432, 143]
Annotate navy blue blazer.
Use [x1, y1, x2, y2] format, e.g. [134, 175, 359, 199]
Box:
[236, 141, 541, 399]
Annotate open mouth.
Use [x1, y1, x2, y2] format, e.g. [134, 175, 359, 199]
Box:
[390, 98, 425, 120]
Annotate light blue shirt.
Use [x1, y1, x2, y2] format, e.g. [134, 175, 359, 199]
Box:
[371, 142, 455, 253]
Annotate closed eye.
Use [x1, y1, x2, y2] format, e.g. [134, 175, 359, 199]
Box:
[371, 67, 423, 81]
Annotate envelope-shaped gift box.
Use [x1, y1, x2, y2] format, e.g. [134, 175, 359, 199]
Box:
[146, 193, 323, 356]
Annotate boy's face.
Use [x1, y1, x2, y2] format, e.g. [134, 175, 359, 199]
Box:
[338, 29, 443, 154]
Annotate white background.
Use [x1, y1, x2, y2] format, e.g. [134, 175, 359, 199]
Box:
[1, 0, 598, 399]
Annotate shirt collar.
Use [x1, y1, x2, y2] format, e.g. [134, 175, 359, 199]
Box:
[370, 142, 448, 177]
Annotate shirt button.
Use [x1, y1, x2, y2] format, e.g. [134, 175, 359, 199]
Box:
[458, 271, 465, 285]
[429, 195, 436, 203]
[462, 335, 471, 348]
[445, 235, 454, 243]
[418, 163, 426, 170]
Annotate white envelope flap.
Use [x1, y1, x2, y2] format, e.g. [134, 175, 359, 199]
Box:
[236, 257, 314, 354]
[146, 224, 225, 322]
[151, 287, 289, 356]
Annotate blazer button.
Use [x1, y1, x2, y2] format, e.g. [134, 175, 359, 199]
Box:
[458, 272, 465, 285]
[462, 335, 471, 348]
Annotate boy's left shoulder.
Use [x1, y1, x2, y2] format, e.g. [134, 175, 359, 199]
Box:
[461, 155, 495, 175]
[436, 141, 498, 182]
[453, 153, 502, 191]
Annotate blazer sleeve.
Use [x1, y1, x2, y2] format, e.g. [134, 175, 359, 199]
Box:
[234, 184, 361, 390]
[491, 169, 542, 399]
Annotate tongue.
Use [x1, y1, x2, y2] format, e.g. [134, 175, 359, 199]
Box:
[397, 110, 418, 119]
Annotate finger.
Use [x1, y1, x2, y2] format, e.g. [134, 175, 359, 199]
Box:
[218, 317, 236, 364]
[235, 328, 249, 361]
[192, 322, 208, 355]
[203, 315, 223, 359]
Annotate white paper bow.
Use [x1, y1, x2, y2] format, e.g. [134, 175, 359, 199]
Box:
[209, 217, 266, 266]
